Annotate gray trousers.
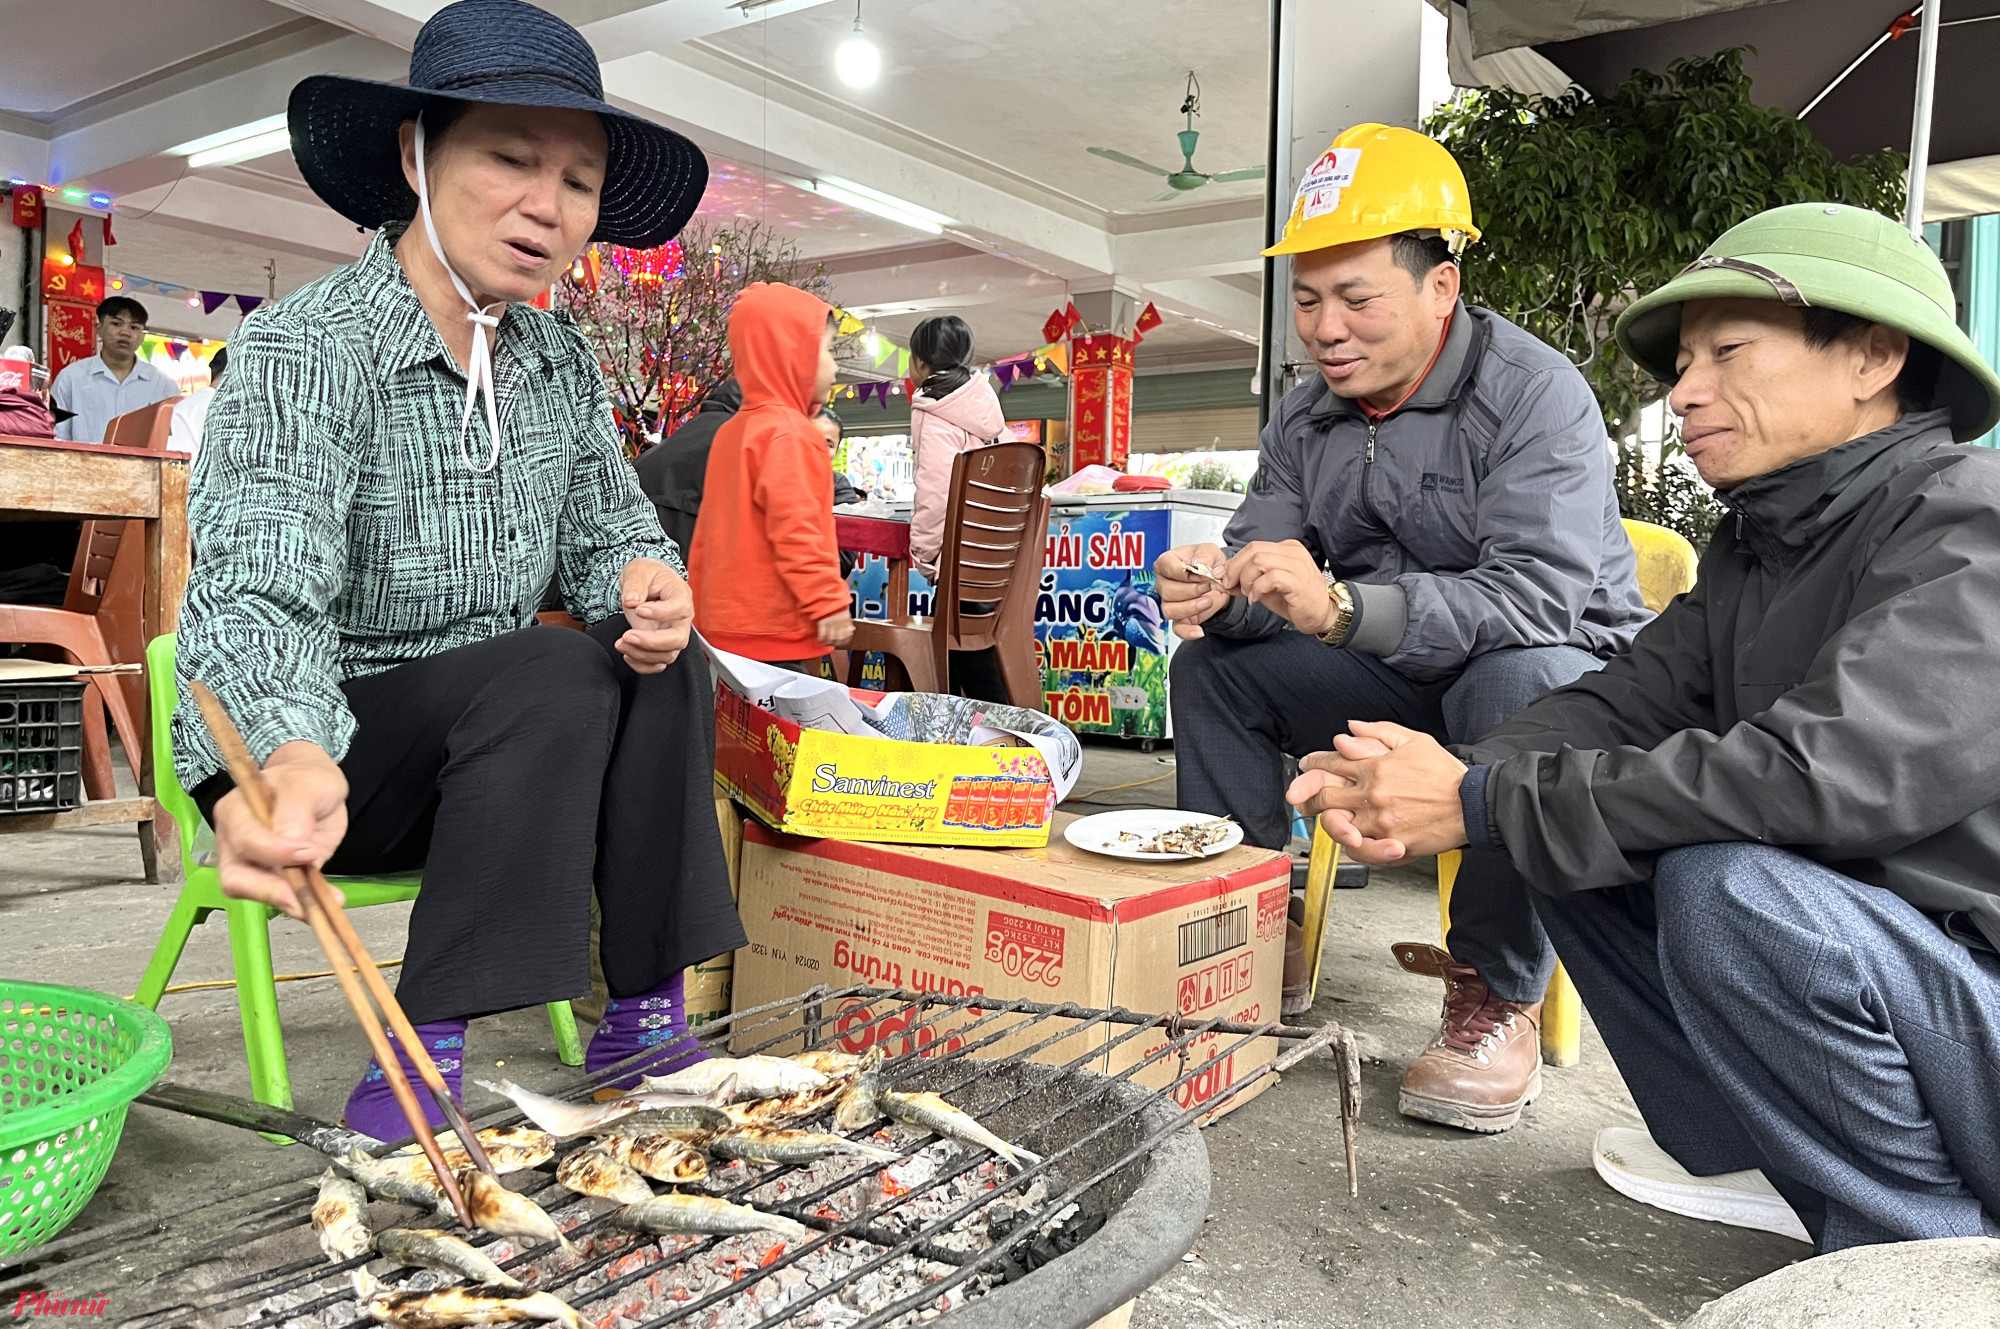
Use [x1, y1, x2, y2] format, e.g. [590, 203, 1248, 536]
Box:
[1535, 843, 2000, 1252]
[1169, 630, 1602, 1002]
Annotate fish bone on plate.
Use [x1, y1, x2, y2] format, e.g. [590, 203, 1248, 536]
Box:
[1064, 809, 1244, 861]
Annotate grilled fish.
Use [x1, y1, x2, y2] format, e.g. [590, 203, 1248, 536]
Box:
[831, 1049, 886, 1132]
[710, 1127, 902, 1167]
[791, 1050, 863, 1080]
[877, 1089, 1042, 1171]
[457, 1168, 576, 1256]
[337, 1150, 449, 1212]
[312, 1169, 374, 1262]
[720, 1082, 847, 1128]
[396, 1127, 555, 1174]
[351, 1269, 587, 1329]
[554, 1143, 655, 1205]
[609, 1133, 709, 1186]
[585, 1104, 733, 1146]
[640, 1056, 828, 1101]
[374, 1227, 520, 1289]
[608, 1193, 810, 1242]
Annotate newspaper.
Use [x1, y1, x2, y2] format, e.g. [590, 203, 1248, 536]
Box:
[700, 638, 1081, 800]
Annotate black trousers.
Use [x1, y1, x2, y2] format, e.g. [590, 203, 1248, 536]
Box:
[1170, 631, 1603, 1003]
[198, 619, 746, 1023]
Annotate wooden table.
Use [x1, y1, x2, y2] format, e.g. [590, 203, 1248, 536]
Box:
[836, 514, 913, 620]
[0, 435, 190, 878]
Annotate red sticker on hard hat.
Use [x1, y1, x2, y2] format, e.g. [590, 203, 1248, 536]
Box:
[1296, 147, 1362, 220]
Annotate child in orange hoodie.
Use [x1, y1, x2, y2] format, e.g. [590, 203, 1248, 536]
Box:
[690, 283, 854, 667]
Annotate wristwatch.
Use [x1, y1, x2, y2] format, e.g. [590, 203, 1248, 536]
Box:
[1319, 574, 1356, 646]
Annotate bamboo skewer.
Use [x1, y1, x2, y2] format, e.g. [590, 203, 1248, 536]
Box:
[187, 680, 491, 1228]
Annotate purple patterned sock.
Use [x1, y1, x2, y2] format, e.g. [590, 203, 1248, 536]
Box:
[586, 969, 708, 1088]
[341, 1019, 466, 1143]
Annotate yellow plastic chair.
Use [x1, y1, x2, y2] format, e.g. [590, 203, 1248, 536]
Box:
[1301, 519, 1699, 1068]
[133, 633, 584, 1117]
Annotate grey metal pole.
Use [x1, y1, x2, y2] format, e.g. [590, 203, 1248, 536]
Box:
[1905, 0, 1943, 236]
[1258, 0, 1291, 430]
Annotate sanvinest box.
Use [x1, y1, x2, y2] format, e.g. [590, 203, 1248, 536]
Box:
[730, 813, 1290, 1123]
[707, 643, 1081, 849]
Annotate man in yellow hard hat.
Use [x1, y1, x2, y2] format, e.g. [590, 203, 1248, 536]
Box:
[1156, 124, 1649, 1135]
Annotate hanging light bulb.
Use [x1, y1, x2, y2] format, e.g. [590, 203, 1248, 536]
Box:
[835, 0, 880, 88]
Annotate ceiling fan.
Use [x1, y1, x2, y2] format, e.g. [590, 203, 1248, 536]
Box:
[1088, 72, 1266, 201]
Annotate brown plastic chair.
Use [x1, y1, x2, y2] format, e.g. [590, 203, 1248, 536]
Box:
[0, 521, 147, 800]
[845, 442, 1048, 709]
[101, 398, 175, 450]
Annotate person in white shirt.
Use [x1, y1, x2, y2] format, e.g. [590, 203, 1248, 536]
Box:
[51, 296, 180, 442]
[168, 345, 226, 457]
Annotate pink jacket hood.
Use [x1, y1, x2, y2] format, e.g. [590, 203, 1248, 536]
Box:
[911, 374, 1006, 438]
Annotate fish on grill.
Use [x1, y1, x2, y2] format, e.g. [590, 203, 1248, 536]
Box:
[831, 1049, 886, 1131]
[791, 1050, 863, 1079]
[554, 1142, 655, 1205]
[394, 1126, 555, 1174]
[351, 1269, 587, 1329]
[475, 1078, 729, 1139]
[720, 1080, 847, 1128]
[709, 1127, 902, 1167]
[608, 1193, 810, 1242]
[311, 1170, 374, 1263]
[877, 1089, 1043, 1172]
[606, 1133, 709, 1186]
[640, 1056, 828, 1101]
[586, 1104, 733, 1146]
[374, 1227, 520, 1289]
[457, 1167, 576, 1255]
[337, 1150, 450, 1213]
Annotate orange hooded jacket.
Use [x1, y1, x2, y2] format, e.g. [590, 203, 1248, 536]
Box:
[690, 282, 849, 661]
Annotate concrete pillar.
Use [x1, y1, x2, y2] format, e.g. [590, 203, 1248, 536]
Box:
[1065, 282, 1145, 474]
[1258, 0, 1451, 419]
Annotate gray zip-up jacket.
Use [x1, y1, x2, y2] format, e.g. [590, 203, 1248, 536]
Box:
[1464, 411, 2000, 953]
[1212, 302, 1649, 681]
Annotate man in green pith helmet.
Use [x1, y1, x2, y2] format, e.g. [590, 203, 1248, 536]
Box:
[1286, 201, 2000, 1253]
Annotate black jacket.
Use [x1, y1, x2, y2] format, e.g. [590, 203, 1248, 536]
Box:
[636, 380, 741, 555]
[1468, 410, 2000, 952]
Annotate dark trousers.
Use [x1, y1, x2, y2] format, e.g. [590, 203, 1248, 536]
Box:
[1534, 843, 2000, 1251]
[204, 620, 747, 1024]
[1170, 631, 1601, 1002]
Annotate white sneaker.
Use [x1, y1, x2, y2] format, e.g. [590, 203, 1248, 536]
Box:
[1592, 1126, 1812, 1243]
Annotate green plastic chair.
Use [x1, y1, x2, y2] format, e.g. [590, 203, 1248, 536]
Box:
[133, 634, 583, 1116]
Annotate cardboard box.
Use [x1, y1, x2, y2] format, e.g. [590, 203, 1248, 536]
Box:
[730, 814, 1291, 1122]
[713, 685, 1059, 848]
[684, 796, 749, 1029]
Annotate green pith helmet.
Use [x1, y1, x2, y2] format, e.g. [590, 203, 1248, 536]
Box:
[1616, 202, 2000, 442]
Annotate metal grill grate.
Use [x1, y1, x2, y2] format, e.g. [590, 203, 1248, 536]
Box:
[12, 987, 1360, 1329]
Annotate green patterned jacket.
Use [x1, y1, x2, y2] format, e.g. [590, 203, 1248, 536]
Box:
[172, 225, 674, 790]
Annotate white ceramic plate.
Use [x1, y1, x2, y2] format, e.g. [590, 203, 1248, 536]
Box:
[1063, 809, 1244, 861]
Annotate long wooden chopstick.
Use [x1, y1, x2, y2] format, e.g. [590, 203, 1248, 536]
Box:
[187, 681, 487, 1226]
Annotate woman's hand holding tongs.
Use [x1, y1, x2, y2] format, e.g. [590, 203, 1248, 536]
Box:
[213, 740, 349, 917]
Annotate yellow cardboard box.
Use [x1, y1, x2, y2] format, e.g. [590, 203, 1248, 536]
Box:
[713, 686, 1058, 848]
[730, 813, 1291, 1122]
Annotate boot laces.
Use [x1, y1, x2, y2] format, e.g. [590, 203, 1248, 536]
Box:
[1437, 962, 1521, 1055]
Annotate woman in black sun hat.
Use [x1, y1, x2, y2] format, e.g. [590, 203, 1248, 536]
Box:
[171, 0, 745, 1136]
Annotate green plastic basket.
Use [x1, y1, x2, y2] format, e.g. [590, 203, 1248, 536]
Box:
[0, 982, 172, 1257]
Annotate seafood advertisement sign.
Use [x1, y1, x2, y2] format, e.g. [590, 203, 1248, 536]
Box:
[846, 507, 1174, 739]
[729, 816, 1289, 1123]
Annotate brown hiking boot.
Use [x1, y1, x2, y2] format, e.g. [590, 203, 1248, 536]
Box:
[1392, 942, 1542, 1134]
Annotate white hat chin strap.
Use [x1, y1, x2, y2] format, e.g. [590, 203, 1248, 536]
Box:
[414, 116, 503, 476]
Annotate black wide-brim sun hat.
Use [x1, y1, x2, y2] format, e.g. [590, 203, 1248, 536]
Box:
[289, 0, 707, 250]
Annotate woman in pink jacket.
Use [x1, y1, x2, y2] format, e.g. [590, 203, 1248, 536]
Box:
[907, 315, 1008, 580]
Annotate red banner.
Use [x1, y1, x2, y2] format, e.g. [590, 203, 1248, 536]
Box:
[1067, 334, 1134, 472]
[42, 259, 104, 306]
[46, 302, 98, 378]
[10, 185, 42, 230]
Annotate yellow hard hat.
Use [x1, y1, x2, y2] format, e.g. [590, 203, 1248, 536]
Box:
[1262, 123, 1481, 258]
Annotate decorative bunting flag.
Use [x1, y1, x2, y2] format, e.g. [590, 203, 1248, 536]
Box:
[167, 340, 189, 359]
[101, 215, 115, 248]
[1132, 301, 1163, 343]
[66, 219, 85, 264]
[200, 291, 231, 315]
[895, 348, 911, 378]
[1064, 302, 1084, 335]
[995, 363, 1016, 389]
[1041, 310, 1069, 345]
[235, 294, 263, 316]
